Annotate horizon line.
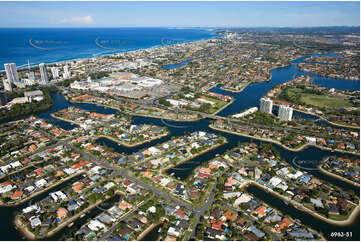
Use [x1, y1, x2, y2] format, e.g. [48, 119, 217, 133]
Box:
[0, 26, 360, 29]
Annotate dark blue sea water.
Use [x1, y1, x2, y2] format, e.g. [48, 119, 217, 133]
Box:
[0, 27, 216, 70]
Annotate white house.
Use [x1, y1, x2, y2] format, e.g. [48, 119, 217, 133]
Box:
[35, 178, 47, 188]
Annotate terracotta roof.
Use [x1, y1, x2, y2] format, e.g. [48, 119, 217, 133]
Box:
[0, 181, 11, 186]
[72, 163, 82, 170]
[11, 189, 23, 200]
[197, 172, 213, 178]
[143, 171, 153, 178]
[223, 210, 237, 221]
[255, 206, 267, 217]
[34, 168, 42, 176]
[57, 207, 68, 218]
[199, 167, 212, 174]
[119, 201, 132, 210]
[55, 170, 65, 177]
[174, 209, 186, 218]
[72, 183, 84, 193]
[211, 220, 224, 231]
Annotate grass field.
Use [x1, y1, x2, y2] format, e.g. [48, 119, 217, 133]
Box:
[203, 96, 229, 114]
[300, 95, 352, 109]
[281, 87, 352, 109]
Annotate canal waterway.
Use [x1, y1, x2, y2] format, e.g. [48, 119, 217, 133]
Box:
[1, 53, 359, 240]
[140, 223, 162, 241]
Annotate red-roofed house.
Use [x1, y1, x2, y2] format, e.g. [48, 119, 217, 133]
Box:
[211, 220, 224, 231]
[255, 206, 267, 217]
[11, 189, 23, 200]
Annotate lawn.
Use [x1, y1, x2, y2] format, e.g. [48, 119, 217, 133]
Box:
[300, 94, 352, 109]
[280, 87, 352, 109]
[203, 96, 230, 114]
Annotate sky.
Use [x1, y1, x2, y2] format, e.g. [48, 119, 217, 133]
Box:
[0, 1, 359, 28]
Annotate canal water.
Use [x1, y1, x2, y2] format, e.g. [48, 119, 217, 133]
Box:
[140, 223, 162, 241]
[1, 53, 359, 240]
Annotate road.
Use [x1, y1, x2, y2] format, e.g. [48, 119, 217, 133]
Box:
[189, 171, 226, 240]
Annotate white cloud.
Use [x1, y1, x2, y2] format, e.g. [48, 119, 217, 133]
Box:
[59, 15, 94, 25]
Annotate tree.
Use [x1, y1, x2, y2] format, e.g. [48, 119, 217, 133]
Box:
[200, 103, 211, 112]
[159, 98, 171, 106]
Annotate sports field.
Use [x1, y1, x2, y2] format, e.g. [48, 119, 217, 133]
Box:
[282, 87, 352, 109]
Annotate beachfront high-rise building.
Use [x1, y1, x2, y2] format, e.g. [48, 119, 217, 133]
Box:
[51, 67, 59, 79]
[63, 65, 71, 79]
[4, 63, 19, 84]
[278, 105, 293, 121]
[39, 63, 49, 84]
[260, 97, 273, 114]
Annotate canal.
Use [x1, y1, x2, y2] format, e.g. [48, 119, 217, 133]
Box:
[140, 223, 162, 241]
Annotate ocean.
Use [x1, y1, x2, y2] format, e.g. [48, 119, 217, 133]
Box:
[0, 27, 216, 70]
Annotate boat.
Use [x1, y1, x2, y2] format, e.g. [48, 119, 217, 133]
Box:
[170, 173, 175, 176]
[68, 222, 74, 228]
[283, 200, 289, 205]
[80, 214, 86, 218]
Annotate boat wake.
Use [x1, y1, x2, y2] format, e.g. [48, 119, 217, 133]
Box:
[160, 119, 190, 128]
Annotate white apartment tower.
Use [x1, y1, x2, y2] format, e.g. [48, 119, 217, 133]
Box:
[278, 105, 293, 121]
[51, 67, 59, 79]
[63, 65, 71, 79]
[260, 97, 273, 114]
[4, 63, 19, 84]
[39, 63, 49, 84]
